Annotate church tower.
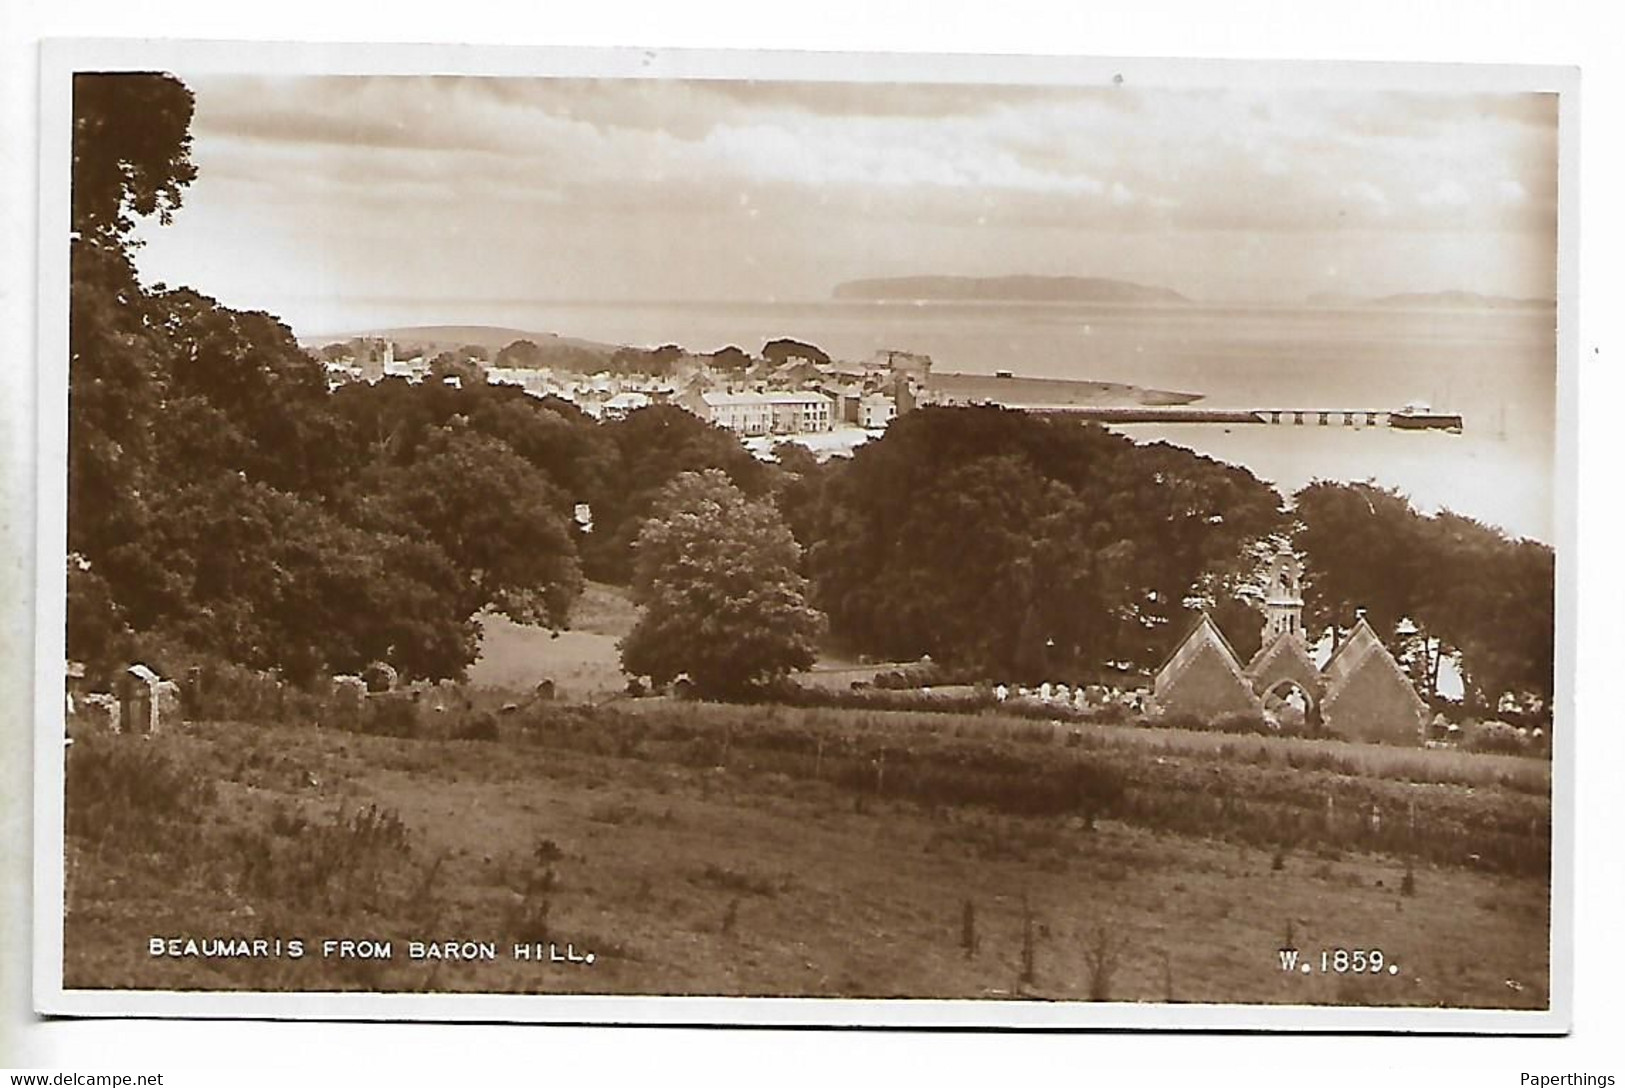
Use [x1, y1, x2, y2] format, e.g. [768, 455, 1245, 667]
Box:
[1261, 545, 1305, 645]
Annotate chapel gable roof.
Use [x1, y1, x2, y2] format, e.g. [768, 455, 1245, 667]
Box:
[1243, 631, 1321, 684]
[1154, 611, 1247, 682]
[1322, 616, 1384, 688]
[1321, 630, 1428, 713]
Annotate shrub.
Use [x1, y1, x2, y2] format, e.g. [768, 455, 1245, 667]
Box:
[696, 862, 787, 897]
[65, 735, 216, 850]
[1087, 701, 1132, 726]
[1211, 711, 1277, 736]
[872, 670, 909, 691]
[1151, 707, 1324, 740]
[510, 834, 563, 897]
[1153, 711, 1206, 733]
[361, 695, 422, 738]
[452, 712, 499, 741]
[1465, 720, 1527, 755]
[232, 803, 411, 914]
[768, 680, 998, 717]
[163, 653, 328, 725]
[507, 897, 552, 945]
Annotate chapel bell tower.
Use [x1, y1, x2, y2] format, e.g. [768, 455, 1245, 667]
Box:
[1261, 545, 1305, 645]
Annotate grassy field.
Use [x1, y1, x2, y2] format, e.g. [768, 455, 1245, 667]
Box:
[665, 700, 1552, 796]
[62, 696, 1550, 1008]
[466, 619, 622, 700]
[465, 583, 641, 698]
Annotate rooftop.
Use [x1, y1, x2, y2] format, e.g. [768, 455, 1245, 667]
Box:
[702, 391, 833, 406]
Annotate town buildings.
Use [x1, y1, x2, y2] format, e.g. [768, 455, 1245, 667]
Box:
[687, 390, 836, 435]
[859, 392, 898, 429]
[316, 336, 917, 441]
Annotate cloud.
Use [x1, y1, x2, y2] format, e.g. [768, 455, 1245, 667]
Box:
[188, 76, 1556, 233]
[695, 80, 1134, 119]
[151, 73, 1560, 309]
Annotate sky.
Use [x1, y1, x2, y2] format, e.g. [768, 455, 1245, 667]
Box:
[130, 74, 1560, 336]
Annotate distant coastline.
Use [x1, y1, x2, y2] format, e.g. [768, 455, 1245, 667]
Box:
[1306, 290, 1556, 311]
[299, 322, 1203, 411]
[927, 371, 1202, 409]
[296, 325, 620, 355]
[833, 275, 1192, 305]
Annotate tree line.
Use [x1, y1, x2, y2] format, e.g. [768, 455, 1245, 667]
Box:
[65, 73, 1553, 718]
[65, 73, 766, 687]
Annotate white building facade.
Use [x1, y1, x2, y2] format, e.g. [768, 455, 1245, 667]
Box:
[698, 391, 834, 435]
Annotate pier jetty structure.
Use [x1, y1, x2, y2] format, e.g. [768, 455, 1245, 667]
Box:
[912, 372, 1462, 434]
[1022, 404, 1464, 433]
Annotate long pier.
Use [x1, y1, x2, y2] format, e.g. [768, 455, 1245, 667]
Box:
[1020, 405, 1463, 433]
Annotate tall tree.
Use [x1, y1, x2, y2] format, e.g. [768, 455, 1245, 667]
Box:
[1292, 481, 1425, 644]
[69, 73, 199, 559]
[1409, 512, 1554, 711]
[68, 73, 199, 610]
[358, 424, 584, 628]
[802, 406, 1282, 676]
[1293, 484, 1554, 714]
[584, 405, 768, 583]
[621, 470, 826, 697]
[72, 73, 197, 255]
[65, 72, 592, 686]
[146, 287, 342, 492]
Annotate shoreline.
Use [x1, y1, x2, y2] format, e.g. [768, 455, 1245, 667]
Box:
[925, 370, 1203, 408]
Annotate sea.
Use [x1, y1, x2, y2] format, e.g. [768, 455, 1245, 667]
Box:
[327, 299, 1560, 544]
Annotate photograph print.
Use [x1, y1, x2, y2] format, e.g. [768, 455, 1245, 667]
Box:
[39, 43, 1569, 1028]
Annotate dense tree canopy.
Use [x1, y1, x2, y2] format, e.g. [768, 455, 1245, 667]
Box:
[1293, 481, 1426, 643]
[72, 73, 197, 251]
[354, 425, 584, 627]
[762, 338, 832, 367]
[64, 73, 592, 686]
[582, 405, 770, 583]
[795, 406, 1285, 678]
[493, 337, 603, 373]
[621, 470, 826, 697]
[1292, 482, 1554, 713]
[68, 72, 199, 670]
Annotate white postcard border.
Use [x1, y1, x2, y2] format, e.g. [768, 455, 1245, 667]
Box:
[31, 37, 1579, 1033]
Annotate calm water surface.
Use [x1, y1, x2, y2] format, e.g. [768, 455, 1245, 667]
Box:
[337, 299, 1560, 542]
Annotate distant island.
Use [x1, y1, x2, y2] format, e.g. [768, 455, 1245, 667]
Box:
[1306, 290, 1555, 311]
[834, 275, 1193, 305]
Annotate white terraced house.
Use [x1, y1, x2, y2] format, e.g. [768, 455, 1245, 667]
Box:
[697, 390, 834, 435]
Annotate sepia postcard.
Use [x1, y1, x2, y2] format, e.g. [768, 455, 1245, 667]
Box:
[33, 39, 1577, 1031]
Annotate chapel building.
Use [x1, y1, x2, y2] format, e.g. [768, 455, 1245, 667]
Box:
[1151, 546, 1428, 745]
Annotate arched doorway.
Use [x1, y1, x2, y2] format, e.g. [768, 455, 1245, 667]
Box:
[1262, 679, 1318, 730]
